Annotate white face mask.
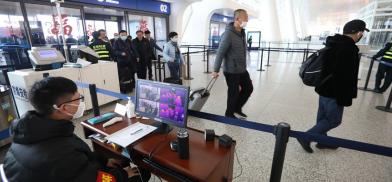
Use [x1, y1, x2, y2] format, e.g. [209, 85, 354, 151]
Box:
[171, 37, 178, 43]
[55, 101, 86, 119]
[120, 36, 127, 41]
[114, 36, 119, 39]
[240, 21, 248, 28]
[68, 101, 86, 119]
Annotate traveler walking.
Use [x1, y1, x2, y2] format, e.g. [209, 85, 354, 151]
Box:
[297, 20, 369, 153]
[212, 9, 254, 119]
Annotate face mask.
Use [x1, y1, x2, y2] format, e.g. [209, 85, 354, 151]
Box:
[240, 21, 248, 28]
[58, 101, 85, 119]
[114, 36, 119, 39]
[356, 35, 363, 43]
[120, 36, 127, 41]
[171, 37, 178, 42]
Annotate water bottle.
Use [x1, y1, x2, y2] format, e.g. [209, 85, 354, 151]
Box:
[177, 129, 189, 159]
[126, 97, 136, 118]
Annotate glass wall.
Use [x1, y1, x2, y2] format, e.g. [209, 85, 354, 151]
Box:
[128, 14, 154, 39]
[84, 6, 125, 41]
[25, 3, 85, 47]
[0, 1, 30, 69]
[154, 17, 167, 48]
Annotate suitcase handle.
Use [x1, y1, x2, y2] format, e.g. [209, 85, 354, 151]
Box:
[203, 77, 217, 95]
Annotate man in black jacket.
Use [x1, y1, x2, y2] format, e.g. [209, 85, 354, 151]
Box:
[297, 20, 369, 153]
[114, 30, 138, 91]
[373, 41, 392, 93]
[3, 77, 150, 182]
[132, 30, 153, 79]
[145, 30, 163, 80]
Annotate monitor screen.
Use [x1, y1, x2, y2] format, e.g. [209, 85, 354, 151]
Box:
[37, 50, 58, 59]
[135, 79, 189, 128]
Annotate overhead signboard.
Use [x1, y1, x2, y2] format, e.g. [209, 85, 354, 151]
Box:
[70, 0, 170, 15]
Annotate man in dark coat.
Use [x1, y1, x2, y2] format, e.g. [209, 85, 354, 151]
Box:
[3, 77, 150, 182]
[113, 30, 138, 91]
[145, 30, 163, 80]
[132, 30, 153, 79]
[297, 20, 369, 153]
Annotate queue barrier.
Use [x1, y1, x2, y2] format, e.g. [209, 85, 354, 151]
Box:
[74, 81, 392, 182]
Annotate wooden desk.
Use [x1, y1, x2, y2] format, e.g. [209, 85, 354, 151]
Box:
[81, 116, 235, 182]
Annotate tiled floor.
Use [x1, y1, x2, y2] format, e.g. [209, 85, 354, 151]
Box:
[1, 50, 392, 182]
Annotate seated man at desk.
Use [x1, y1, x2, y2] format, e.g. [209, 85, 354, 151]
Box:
[3, 77, 150, 182]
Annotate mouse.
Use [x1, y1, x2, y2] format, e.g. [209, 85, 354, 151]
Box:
[170, 141, 178, 152]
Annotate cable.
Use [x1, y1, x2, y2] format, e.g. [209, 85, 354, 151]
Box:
[148, 133, 170, 160]
[128, 149, 144, 182]
[232, 150, 243, 180]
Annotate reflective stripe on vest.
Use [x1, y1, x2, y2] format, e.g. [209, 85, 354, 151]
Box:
[383, 55, 392, 60]
[99, 54, 109, 58]
[96, 51, 109, 54]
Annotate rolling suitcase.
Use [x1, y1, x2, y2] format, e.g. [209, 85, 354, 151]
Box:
[188, 78, 217, 111]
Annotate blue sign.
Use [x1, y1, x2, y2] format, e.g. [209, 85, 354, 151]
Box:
[70, 0, 170, 15]
[211, 13, 234, 23]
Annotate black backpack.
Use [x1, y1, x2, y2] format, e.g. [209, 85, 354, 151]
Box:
[299, 47, 333, 87]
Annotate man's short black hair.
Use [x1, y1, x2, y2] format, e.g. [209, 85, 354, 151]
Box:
[29, 77, 77, 116]
[98, 29, 106, 34]
[168, 32, 178, 39]
[119, 30, 127, 34]
[145, 30, 151, 34]
[136, 30, 143, 34]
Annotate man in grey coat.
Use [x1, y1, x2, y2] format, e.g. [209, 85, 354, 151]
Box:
[212, 9, 253, 119]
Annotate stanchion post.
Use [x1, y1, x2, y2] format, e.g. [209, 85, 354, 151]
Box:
[158, 55, 162, 82]
[89, 84, 100, 117]
[258, 48, 265, 71]
[204, 49, 211, 73]
[376, 76, 392, 113]
[203, 45, 206, 62]
[266, 42, 271, 67]
[184, 47, 193, 80]
[270, 122, 290, 182]
[359, 58, 375, 91]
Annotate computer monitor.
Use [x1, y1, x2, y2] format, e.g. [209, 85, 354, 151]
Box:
[135, 79, 189, 133]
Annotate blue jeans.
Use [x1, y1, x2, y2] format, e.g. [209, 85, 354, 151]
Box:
[168, 62, 180, 80]
[308, 96, 344, 136]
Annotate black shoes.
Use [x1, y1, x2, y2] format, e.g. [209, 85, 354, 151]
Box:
[225, 114, 238, 119]
[315, 143, 339, 150]
[296, 139, 313, 153]
[234, 111, 248, 119]
[373, 88, 384, 94]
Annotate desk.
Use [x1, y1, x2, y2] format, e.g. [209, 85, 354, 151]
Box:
[81, 117, 235, 182]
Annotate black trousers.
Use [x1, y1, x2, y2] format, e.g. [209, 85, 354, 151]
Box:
[223, 71, 253, 116]
[137, 61, 147, 79]
[375, 63, 392, 92]
[146, 59, 153, 80]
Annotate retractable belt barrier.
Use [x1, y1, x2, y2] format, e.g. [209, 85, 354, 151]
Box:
[75, 81, 392, 157]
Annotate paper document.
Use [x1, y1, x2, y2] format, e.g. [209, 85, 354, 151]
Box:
[105, 122, 157, 147]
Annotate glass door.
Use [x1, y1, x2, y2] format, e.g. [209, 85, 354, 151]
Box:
[0, 1, 31, 70]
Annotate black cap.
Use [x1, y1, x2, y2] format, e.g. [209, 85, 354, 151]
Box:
[343, 19, 369, 34]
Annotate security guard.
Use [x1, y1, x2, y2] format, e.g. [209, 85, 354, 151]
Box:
[89, 30, 113, 61]
[373, 41, 392, 93]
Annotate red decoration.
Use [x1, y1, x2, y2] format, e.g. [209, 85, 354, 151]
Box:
[50, 14, 73, 36]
